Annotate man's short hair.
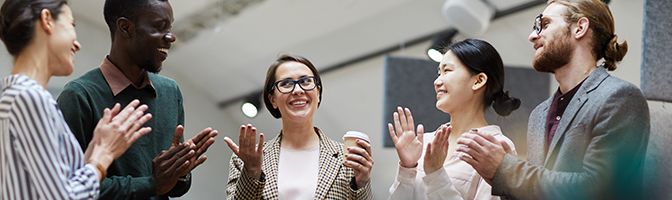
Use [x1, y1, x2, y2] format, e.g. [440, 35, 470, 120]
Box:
[103, 0, 167, 40]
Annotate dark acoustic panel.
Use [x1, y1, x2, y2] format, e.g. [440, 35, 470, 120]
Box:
[641, 0, 672, 102]
[382, 56, 449, 147]
[383, 56, 550, 158]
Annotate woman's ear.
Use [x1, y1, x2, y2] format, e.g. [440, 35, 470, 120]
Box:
[472, 73, 488, 91]
[38, 9, 54, 34]
[269, 94, 278, 109]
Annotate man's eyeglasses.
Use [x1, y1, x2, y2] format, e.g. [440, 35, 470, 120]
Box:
[532, 14, 543, 35]
[272, 76, 319, 94]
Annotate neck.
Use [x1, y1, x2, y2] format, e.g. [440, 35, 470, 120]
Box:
[108, 45, 146, 86]
[12, 45, 51, 88]
[553, 47, 597, 93]
[449, 104, 488, 137]
[280, 119, 319, 150]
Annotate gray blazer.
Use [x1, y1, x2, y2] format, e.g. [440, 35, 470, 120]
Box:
[491, 67, 650, 200]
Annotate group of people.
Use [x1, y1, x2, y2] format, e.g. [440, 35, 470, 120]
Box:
[0, 0, 649, 200]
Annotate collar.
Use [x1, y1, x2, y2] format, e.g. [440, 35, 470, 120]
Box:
[99, 56, 156, 97]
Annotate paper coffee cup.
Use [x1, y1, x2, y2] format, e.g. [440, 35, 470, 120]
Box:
[342, 131, 370, 158]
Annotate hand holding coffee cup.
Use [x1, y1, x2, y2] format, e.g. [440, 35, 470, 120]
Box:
[342, 131, 373, 188]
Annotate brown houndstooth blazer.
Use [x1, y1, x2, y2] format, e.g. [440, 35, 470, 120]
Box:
[226, 127, 373, 200]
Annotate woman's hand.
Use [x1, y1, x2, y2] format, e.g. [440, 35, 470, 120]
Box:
[224, 124, 265, 180]
[388, 107, 424, 168]
[423, 125, 451, 174]
[85, 100, 153, 178]
[344, 139, 374, 188]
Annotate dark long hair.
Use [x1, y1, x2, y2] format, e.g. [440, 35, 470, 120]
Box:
[446, 39, 520, 116]
[0, 0, 68, 56]
[263, 54, 323, 119]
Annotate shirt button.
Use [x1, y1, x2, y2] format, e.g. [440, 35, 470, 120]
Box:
[560, 97, 564, 101]
[556, 116, 561, 121]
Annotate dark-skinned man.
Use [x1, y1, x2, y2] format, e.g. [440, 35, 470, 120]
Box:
[58, 0, 218, 199]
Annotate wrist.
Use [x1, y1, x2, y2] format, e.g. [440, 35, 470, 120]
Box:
[244, 167, 262, 180]
[399, 161, 418, 168]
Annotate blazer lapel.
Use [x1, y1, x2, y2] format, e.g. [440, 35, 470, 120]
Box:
[544, 67, 610, 165]
[262, 135, 282, 199]
[313, 128, 342, 200]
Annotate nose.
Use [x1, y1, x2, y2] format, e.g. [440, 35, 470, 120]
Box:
[74, 40, 81, 52]
[164, 32, 177, 43]
[434, 76, 442, 90]
[528, 30, 539, 43]
[291, 84, 305, 95]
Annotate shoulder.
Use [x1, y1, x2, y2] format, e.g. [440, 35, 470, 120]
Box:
[62, 68, 106, 93]
[149, 73, 179, 88]
[2, 81, 53, 117]
[594, 76, 647, 110]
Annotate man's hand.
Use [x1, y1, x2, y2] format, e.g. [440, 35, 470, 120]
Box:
[456, 130, 512, 183]
[173, 125, 218, 176]
[152, 141, 194, 195]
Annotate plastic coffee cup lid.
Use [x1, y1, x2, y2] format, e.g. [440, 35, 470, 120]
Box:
[342, 131, 370, 143]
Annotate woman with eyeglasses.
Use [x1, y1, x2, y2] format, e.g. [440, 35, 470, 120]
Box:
[224, 54, 373, 199]
[0, 0, 152, 199]
[387, 39, 520, 200]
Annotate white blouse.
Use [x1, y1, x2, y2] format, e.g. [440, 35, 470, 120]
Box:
[277, 144, 320, 200]
[388, 125, 517, 200]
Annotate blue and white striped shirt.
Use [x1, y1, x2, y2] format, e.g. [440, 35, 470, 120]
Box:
[1, 74, 100, 200]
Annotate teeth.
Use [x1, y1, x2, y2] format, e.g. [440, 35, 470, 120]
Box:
[291, 101, 307, 106]
[158, 48, 169, 53]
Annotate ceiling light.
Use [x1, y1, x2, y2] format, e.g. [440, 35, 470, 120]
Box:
[241, 92, 262, 118]
[442, 0, 495, 36]
[427, 29, 458, 62]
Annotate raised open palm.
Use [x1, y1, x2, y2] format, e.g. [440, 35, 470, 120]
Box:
[388, 107, 425, 168]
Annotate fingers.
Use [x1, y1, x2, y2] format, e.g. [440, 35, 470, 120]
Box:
[109, 103, 121, 117]
[167, 148, 195, 172]
[100, 108, 112, 124]
[223, 137, 240, 156]
[417, 124, 424, 142]
[500, 140, 513, 154]
[392, 112, 403, 137]
[459, 152, 478, 166]
[457, 137, 484, 155]
[129, 127, 152, 144]
[356, 139, 373, 158]
[128, 113, 152, 136]
[397, 107, 408, 131]
[194, 133, 216, 156]
[190, 127, 214, 145]
[111, 100, 140, 124]
[173, 125, 185, 146]
[404, 108, 415, 132]
[424, 142, 433, 158]
[257, 133, 265, 154]
[118, 104, 148, 132]
[387, 123, 398, 144]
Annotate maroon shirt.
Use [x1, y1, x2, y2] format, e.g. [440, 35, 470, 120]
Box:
[545, 80, 585, 152]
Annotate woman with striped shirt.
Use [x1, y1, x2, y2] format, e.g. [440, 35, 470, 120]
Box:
[0, 0, 153, 199]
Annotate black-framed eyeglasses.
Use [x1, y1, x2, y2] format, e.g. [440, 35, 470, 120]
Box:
[272, 76, 319, 94]
[532, 14, 543, 35]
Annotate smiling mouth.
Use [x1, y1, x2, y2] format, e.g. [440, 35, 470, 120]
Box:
[158, 48, 169, 54]
[289, 99, 309, 108]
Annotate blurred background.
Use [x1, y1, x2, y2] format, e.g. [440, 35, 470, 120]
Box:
[0, 0, 658, 199]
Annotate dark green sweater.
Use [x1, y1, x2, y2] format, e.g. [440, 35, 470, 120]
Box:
[57, 68, 190, 200]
